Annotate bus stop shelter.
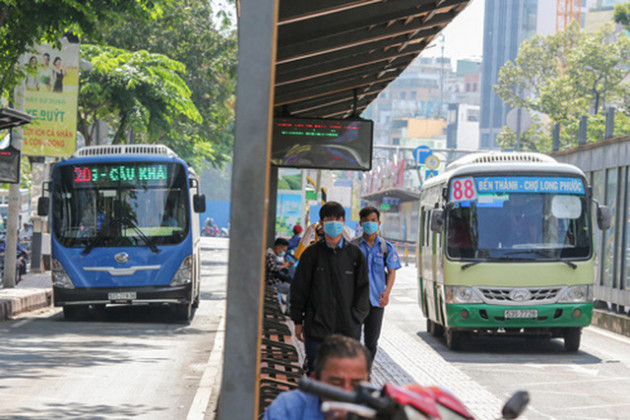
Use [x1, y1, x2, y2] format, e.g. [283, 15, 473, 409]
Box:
[220, 1, 471, 418]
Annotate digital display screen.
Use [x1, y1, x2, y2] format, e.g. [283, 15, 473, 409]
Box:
[450, 176, 585, 202]
[72, 163, 169, 186]
[271, 117, 373, 171]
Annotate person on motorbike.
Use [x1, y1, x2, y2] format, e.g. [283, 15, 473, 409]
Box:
[263, 334, 371, 420]
[0, 236, 29, 279]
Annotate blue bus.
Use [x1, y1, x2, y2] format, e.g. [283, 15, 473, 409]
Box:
[38, 145, 206, 321]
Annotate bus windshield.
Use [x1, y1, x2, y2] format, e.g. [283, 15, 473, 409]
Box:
[52, 162, 190, 248]
[446, 176, 591, 261]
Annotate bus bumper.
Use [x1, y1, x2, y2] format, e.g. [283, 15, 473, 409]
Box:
[445, 302, 593, 329]
[53, 284, 192, 307]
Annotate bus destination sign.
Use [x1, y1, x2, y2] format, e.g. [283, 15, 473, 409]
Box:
[450, 176, 585, 202]
[73, 164, 168, 185]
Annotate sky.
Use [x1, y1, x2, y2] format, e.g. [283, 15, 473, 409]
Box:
[420, 0, 485, 63]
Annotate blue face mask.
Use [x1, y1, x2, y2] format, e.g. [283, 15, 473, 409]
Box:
[323, 221, 344, 238]
[278, 251, 286, 257]
[362, 221, 379, 235]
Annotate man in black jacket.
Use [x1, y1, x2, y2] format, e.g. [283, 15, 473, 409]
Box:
[290, 201, 370, 375]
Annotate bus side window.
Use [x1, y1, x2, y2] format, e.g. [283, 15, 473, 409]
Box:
[420, 208, 425, 247]
[424, 209, 430, 246]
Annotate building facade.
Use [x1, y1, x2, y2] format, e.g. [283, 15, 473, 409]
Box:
[553, 136, 630, 311]
[479, 0, 539, 149]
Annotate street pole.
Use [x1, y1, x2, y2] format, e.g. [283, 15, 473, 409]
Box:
[516, 108, 522, 151]
[3, 83, 25, 288]
[439, 34, 445, 119]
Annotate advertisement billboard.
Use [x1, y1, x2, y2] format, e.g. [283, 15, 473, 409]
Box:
[19, 38, 80, 157]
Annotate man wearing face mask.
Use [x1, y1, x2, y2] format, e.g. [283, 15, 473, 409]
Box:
[353, 206, 401, 360]
[290, 201, 370, 375]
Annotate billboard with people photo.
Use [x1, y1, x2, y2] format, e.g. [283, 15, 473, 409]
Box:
[19, 37, 79, 157]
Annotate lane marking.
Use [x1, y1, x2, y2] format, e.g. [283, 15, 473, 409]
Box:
[187, 315, 225, 420]
[567, 364, 599, 376]
[10, 319, 29, 328]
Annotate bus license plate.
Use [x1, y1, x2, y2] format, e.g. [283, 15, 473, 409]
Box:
[108, 292, 137, 301]
[505, 309, 537, 319]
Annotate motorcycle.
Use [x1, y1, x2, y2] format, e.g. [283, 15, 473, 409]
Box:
[0, 248, 27, 284]
[202, 224, 221, 237]
[299, 377, 529, 420]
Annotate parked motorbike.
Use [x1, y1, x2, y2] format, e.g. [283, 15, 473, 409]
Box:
[0, 249, 27, 284]
[299, 377, 529, 420]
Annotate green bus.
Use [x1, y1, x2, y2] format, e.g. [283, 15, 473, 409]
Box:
[418, 152, 611, 352]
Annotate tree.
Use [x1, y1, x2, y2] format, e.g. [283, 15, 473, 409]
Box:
[494, 21, 630, 152]
[93, 0, 237, 168]
[614, 1, 630, 28]
[78, 45, 201, 146]
[0, 0, 169, 98]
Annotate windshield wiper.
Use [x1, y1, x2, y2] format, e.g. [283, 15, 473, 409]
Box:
[120, 215, 160, 253]
[461, 251, 577, 270]
[461, 260, 486, 270]
[500, 249, 577, 269]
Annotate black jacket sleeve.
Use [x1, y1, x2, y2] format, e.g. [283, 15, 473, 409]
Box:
[289, 244, 315, 324]
[351, 245, 370, 325]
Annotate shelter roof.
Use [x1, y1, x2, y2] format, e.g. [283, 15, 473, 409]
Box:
[0, 108, 33, 130]
[361, 186, 420, 202]
[274, 0, 472, 119]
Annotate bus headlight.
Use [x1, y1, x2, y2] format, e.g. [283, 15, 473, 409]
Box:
[52, 258, 74, 289]
[559, 285, 592, 303]
[445, 286, 482, 304]
[170, 255, 193, 286]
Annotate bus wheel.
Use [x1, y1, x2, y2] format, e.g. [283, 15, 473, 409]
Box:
[446, 328, 464, 351]
[433, 322, 445, 337]
[63, 305, 86, 321]
[564, 327, 581, 352]
[192, 286, 200, 308]
[175, 302, 192, 322]
[427, 318, 444, 337]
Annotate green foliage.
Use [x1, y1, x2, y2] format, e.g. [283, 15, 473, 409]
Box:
[494, 21, 630, 152]
[78, 45, 201, 147]
[0, 0, 169, 98]
[93, 0, 237, 169]
[496, 115, 550, 152]
[614, 1, 630, 29]
[200, 163, 232, 201]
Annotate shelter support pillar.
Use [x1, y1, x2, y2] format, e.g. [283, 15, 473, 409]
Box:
[218, 0, 279, 419]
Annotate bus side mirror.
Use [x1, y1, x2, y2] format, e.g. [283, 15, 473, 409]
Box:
[596, 204, 611, 230]
[193, 194, 206, 213]
[37, 196, 49, 216]
[430, 209, 444, 233]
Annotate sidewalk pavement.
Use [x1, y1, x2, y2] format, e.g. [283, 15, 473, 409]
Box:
[0, 271, 52, 321]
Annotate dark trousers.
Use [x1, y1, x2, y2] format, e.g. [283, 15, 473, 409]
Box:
[360, 305, 385, 360]
[304, 335, 323, 376]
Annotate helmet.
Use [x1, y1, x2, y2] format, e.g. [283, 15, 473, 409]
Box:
[293, 224, 303, 235]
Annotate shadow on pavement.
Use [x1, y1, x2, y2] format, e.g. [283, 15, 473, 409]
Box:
[416, 331, 602, 365]
[5, 402, 168, 419]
